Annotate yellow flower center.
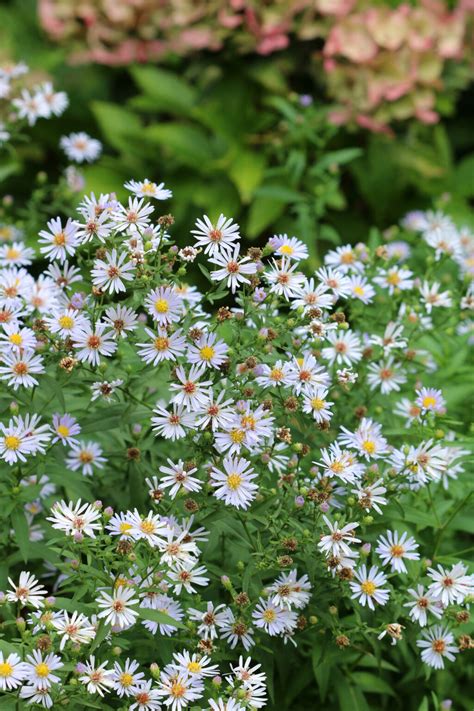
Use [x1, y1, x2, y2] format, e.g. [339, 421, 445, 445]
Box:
[311, 397, 325, 411]
[35, 662, 50, 678]
[422, 396, 437, 409]
[387, 272, 400, 286]
[4, 435, 20, 450]
[353, 286, 364, 296]
[56, 424, 70, 437]
[119, 522, 132, 534]
[270, 368, 283, 381]
[187, 661, 201, 673]
[362, 440, 375, 454]
[0, 662, 13, 677]
[9, 333, 22, 345]
[230, 429, 245, 444]
[262, 609, 276, 622]
[171, 682, 186, 698]
[330, 460, 344, 474]
[53, 232, 66, 246]
[199, 346, 215, 361]
[6, 248, 20, 259]
[59, 315, 74, 329]
[120, 672, 133, 687]
[390, 544, 405, 558]
[279, 244, 294, 255]
[154, 299, 169, 314]
[361, 581, 376, 596]
[227, 473, 242, 490]
[154, 336, 169, 351]
[140, 520, 156, 534]
[141, 182, 155, 194]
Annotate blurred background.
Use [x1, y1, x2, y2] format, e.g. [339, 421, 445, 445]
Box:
[0, 0, 473, 263]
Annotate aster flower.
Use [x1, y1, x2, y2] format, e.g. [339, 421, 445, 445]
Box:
[0, 349, 45, 389]
[350, 565, 390, 610]
[51, 413, 81, 446]
[7, 571, 47, 609]
[47, 499, 102, 538]
[151, 404, 196, 440]
[112, 658, 145, 698]
[137, 327, 187, 365]
[168, 561, 209, 594]
[192, 213, 240, 256]
[187, 332, 229, 369]
[125, 178, 172, 200]
[404, 585, 444, 627]
[209, 244, 257, 293]
[79, 655, 114, 696]
[427, 562, 474, 606]
[73, 322, 117, 366]
[0, 651, 26, 690]
[415, 387, 446, 415]
[97, 586, 139, 629]
[169, 364, 212, 411]
[90, 379, 124, 402]
[159, 458, 202, 499]
[111, 197, 154, 234]
[265, 257, 305, 299]
[367, 357, 407, 394]
[156, 669, 204, 711]
[211, 456, 258, 509]
[271, 234, 308, 261]
[39, 217, 79, 263]
[252, 598, 297, 636]
[66, 441, 106, 477]
[145, 286, 184, 326]
[321, 329, 362, 366]
[0, 241, 35, 267]
[91, 249, 135, 294]
[52, 610, 96, 650]
[60, 132, 102, 163]
[22, 650, 63, 689]
[376, 530, 420, 573]
[416, 626, 459, 669]
[318, 516, 361, 558]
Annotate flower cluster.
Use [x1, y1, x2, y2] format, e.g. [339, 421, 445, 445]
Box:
[0, 60, 68, 146]
[0, 180, 472, 708]
[37, 0, 472, 129]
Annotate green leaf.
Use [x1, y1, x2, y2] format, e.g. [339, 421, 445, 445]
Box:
[130, 66, 196, 116]
[138, 607, 186, 629]
[336, 677, 370, 711]
[145, 124, 214, 170]
[350, 671, 396, 697]
[11, 509, 30, 563]
[418, 697, 429, 711]
[91, 102, 142, 153]
[228, 151, 266, 203]
[247, 197, 286, 238]
[40, 373, 66, 410]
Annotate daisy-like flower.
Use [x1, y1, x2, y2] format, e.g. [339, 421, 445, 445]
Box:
[219, 611, 255, 651]
[0, 421, 39, 465]
[374, 266, 414, 294]
[6, 570, 47, 608]
[145, 286, 184, 326]
[129, 509, 169, 547]
[416, 626, 459, 669]
[137, 327, 187, 365]
[318, 442, 363, 483]
[125, 178, 172, 200]
[376, 530, 420, 573]
[415, 387, 446, 415]
[112, 658, 145, 698]
[13, 88, 48, 125]
[44, 308, 88, 338]
[318, 516, 361, 558]
[60, 132, 102, 163]
[394, 398, 422, 427]
[404, 585, 444, 627]
[419, 281, 452, 312]
[352, 478, 387, 514]
[0, 241, 35, 267]
[350, 565, 390, 610]
[210, 455, 258, 509]
[170, 650, 218, 679]
[159, 459, 202, 499]
[367, 357, 407, 394]
[267, 570, 312, 610]
[0, 651, 26, 690]
[315, 266, 351, 298]
[427, 562, 474, 606]
[73, 322, 117, 366]
[321, 329, 362, 366]
[156, 669, 204, 711]
[0, 349, 45, 389]
[140, 593, 184, 636]
[39, 217, 79, 262]
[187, 602, 229, 640]
[75, 206, 111, 244]
[187, 332, 229, 369]
[106, 511, 135, 539]
[339, 418, 389, 461]
[301, 388, 334, 423]
[23, 650, 63, 689]
[52, 610, 96, 650]
[97, 586, 139, 629]
[252, 598, 297, 636]
[0, 324, 37, 355]
[112, 197, 154, 233]
[91, 249, 135, 294]
[103, 304, 139, 338]
[169, 364, 211, 411]
[47, 499, 102, 538]
[265, 257, 305, 299]
[271, 234, 308, 261]
[90, 379, 124, 402]
[20, 684, 53, 708]
[51, 413, 81, 446]
[79, 655, 114, 696]
[151, 403, 195, 440]
[158, 528, 199, 569]
[192, 213, 240, 256]
[209, 244, 257, 293]
[348, 275, 375, 304]
[37, 81, 68, 117]
[193, 389, 234, 431]
[324, 245, 363, 274]
[288, 352, 331, 396]
[290, 277, 333, 312]
[168, 561, 209, 594]
[129, 680, 162, 711]
[66, 441, 106, 477]
[371, 321, 407, 354]
[255, 359, 294, 389]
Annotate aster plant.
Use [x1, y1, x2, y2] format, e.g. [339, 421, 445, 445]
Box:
[0, 181, 472, 710]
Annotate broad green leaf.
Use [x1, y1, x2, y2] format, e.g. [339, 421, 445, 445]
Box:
[11, 509, 30, 563]
[247, 197, 286, 238]
[130, 66, 196, 115]
[145, 124, 214, 169]
[350, 671, 395, 697]
[91, 101, 142, 153]
[229, 151, 266, 203]
[138, 606, 186, 630]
